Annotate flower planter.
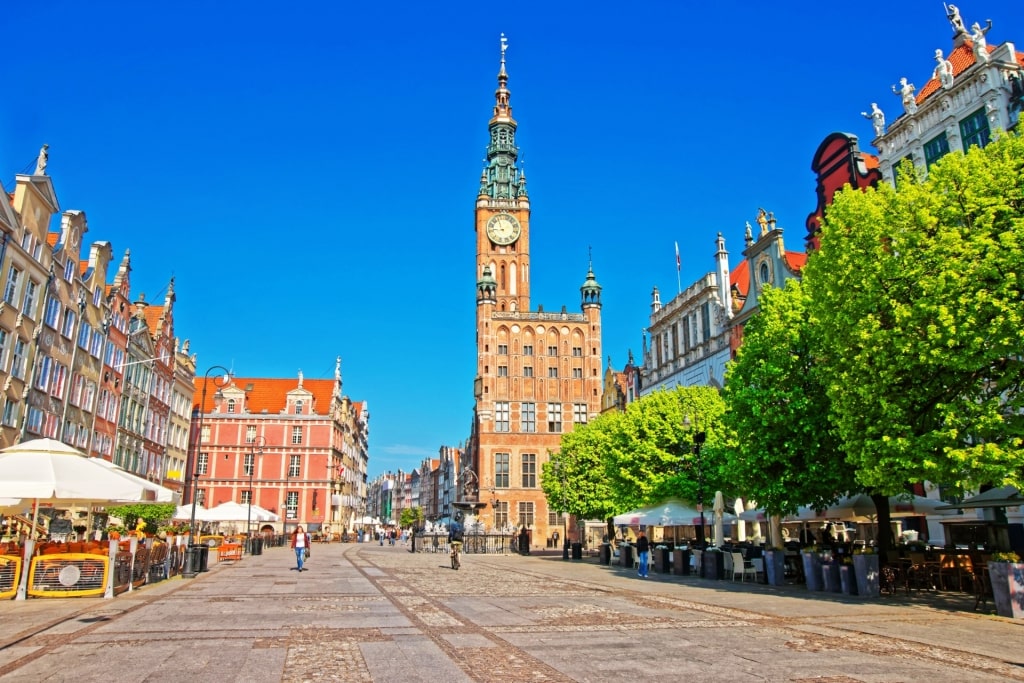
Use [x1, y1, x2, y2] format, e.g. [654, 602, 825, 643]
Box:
[764, 549, 786, 586]
[822, 562, 842, 593]
[853, 554, 880, 598]
[802, 552, 823, 591]
[988, 562, 1024, 618]
[840, 564, 858, 595]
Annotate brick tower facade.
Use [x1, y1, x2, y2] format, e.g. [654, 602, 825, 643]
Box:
[469, 35, 603, 550]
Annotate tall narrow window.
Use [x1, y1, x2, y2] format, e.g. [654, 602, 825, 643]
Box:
[197, 452, 209, 475]
[518, 501, 535, 527]
[493, 500, 509, 528]
[286, 491, 299, 519]
[289, 455, 301, 477]
[244, 452, 255, 476]
[924, 132, 950, 168]
[11, 339, 27, 379]
[21, 280, 39, 318]
[295, 399, 303, 415]
[521, 402, 536, 433]
[521, 453, 536, 488]
[3, 266, 21, 305]
[227, 398, 236, 413]
[494, 452, 510, 488]
[495, 401, 510, 432]
[246, 425, 257, 443]
[292, 426, 302, 444]
[547, 403, 562, 433]
[241, 490, 253, 504]
[960, 108, 991, 151]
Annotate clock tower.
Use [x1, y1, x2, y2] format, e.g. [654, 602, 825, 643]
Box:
[470, 34, 604, 551]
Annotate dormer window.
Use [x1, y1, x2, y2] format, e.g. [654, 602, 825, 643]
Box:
[227, 398, 236, 413]
[295, 399, 303, 415]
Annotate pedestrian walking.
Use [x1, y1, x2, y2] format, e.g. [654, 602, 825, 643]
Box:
[291, 526, 311, 572]
[636, 529, 650, 578]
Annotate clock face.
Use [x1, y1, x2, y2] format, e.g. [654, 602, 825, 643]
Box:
[486, 213, 521, 245]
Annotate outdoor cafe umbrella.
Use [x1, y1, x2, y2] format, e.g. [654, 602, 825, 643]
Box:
[823, 493, 960, 522]
[204, 501, 280, 522]
[89, 458, 180, 503]
[935, 486, 1022, 511]
[0, 438, 169, 539]
[613, 498, 737, 542]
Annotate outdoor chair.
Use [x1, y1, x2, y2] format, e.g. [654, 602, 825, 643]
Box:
[750, 557, 765, 582]
[731, 551, 757, 582]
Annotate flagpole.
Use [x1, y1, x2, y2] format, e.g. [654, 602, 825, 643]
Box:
[675, 241, 682, 294]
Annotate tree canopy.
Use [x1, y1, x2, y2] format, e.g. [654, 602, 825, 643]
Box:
[721, 279, 857, 516]
[802, 132, 1024, 493]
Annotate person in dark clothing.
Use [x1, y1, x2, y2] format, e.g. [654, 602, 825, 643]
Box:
[635, 530, 651, 578]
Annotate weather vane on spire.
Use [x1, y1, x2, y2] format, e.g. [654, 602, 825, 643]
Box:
[500, 32, 508, 60]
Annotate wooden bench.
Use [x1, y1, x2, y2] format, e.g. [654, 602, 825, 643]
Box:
[217, 543, 243, 562]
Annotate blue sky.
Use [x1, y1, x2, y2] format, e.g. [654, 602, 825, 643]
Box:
[4, 2, 1022, 477]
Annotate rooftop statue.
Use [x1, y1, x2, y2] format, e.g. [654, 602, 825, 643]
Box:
[934, 49, 954, 89]
[862, 103, 885, 137]
[892, 77, 918, 115]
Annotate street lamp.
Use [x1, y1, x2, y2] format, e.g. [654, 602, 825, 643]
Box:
[246, 435, 268, 548]
[186, 365, 231, 575]
[682, 415, 707, 548]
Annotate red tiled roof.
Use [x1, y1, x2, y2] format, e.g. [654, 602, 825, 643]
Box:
[193, 376, 336, 415]
[918, 42, 988, 102]
[730, 259, 750, 299]
[46, 233, 58, 248]
[143, 306, 164, 334]
[864, 153, 880, 169]
[785, 250, 807, 272]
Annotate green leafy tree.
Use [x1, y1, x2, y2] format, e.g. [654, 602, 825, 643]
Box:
[722, 279, 858, 522]
[399, 506, 425, 530]
[543, 411, 622, 534]
[803, 133, 1024, 494]
[107, 503, 178, 534]
[604, 385, 730, 512]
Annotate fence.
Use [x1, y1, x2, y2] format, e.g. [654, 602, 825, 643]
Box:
[414, 532, 513, 555]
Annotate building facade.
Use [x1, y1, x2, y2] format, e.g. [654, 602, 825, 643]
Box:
[869, 7, 1022, 184]
[185, 362, 368, 535]
[467, 38, 604, 546]
[1, 149, 195, 494]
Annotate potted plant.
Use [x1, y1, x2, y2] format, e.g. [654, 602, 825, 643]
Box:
[852, 547, 880, 598]
[801, 545, 823, 591]
[987, 552, 1024, 618]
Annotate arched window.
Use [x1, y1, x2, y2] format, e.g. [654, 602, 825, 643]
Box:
[227, 398, 236, 413]
[295, 399, 303, 415]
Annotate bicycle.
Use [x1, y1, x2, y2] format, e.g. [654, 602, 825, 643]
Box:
[450, 541, 462, 570]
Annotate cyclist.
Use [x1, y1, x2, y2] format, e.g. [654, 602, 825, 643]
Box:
[449, 517, 465, 570]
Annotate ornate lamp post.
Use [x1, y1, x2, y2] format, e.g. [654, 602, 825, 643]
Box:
[184, 365, 231, 577]
[682, 415, 707, 548]
[246, 435, 267, 549]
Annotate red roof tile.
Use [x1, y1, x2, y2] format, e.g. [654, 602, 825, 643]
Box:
[918, 42, 987, 102]
[194, 376, 336, 415]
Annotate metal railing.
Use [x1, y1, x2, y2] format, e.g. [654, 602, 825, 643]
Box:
[414, 532, 514, 554]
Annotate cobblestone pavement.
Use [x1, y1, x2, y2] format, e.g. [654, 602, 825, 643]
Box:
[1, 542, 1021, 682]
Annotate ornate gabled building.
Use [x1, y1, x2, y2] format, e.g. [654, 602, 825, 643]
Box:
[467, 36, 603, 546]
[869, 6, 1022, 183]
[186, 361, 368, 534]
[641, 232, 734, 394]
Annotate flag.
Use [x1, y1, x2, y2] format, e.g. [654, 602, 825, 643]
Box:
[675, 241, 681, 272]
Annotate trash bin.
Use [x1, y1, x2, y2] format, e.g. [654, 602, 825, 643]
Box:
[673, 548, 691, 576]
[571, 542, 583, 560]
[600, 543, 611, 565]
[249, 537, 262, 556]
[197, 544, 210, 572]
[182, 545, 202, 578]
[620, 544, 634, 569]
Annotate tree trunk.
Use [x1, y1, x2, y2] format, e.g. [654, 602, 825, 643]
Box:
[870, 492, 893, 560]
[769, 514, 784, 549]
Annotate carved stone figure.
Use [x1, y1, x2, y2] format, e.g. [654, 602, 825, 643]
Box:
[34, 143, 49, 175]
[862, 103, 885, 137]
[934, 49, 955, 89]
[946, 4, 966, 35]
[892, 78, 918, 115]
[972, 21, 992, 63]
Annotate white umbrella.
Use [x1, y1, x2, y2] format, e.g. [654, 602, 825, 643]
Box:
[713, 491, 725, 546]
[204, 501, 280, 522]
[173, 503, 217, 522]
[90, 458, 180, 503]
[613, 498, 737, 526]
[0, 438, 172, 539]
[823, 493, 960, 522]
